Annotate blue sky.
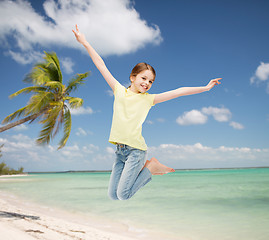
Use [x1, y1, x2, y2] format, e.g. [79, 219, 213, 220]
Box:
[0, 0, 269, 172]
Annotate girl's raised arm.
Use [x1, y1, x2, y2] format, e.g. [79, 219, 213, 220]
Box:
[72, 25, 117, 91]
[154, 78, 221, 104]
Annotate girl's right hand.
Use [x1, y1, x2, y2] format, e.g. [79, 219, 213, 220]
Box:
[206, 78, 222, 91]
[72, 24, 87, 45]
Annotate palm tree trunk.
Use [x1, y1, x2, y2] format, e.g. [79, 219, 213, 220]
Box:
[0, 110, 47, 133]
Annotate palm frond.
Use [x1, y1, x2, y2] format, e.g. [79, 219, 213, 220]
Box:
[25, 92, 55, 115]
[9, 86, 47, 99]
[24, 52, 62, 85]
[2, 106, 27, 124]
[24, 64, 51, 85]
[52, 108, 64, 138]
[36, 121, 55, 145]
[39, 102, 64, 124]
[65, 72, 89, 94]
[37, 103, 65, 143]
[36, 107, 62, 146]
[44, 81, 64, 93]
[58, 106, 71, 149]
[28, 107, 50, 124]
[65, 97, 83, 108]
[44, 52, 62, 83]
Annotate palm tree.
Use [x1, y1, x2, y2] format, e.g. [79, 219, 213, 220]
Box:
[0, 144, 3, 158]
[0, 52, 89, 149]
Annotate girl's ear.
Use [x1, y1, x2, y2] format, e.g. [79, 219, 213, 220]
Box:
[130, 75, 135, 83]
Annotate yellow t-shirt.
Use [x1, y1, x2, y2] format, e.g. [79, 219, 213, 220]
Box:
[109, 81, 155, 151]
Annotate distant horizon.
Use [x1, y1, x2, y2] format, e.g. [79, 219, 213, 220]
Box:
[26, 166, 269, 174]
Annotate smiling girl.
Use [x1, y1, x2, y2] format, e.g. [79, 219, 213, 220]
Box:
[73, 25, 221, 200]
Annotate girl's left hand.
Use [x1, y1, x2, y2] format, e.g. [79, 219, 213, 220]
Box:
[206, 78, 222, 91]
[72, 24, 87, 45]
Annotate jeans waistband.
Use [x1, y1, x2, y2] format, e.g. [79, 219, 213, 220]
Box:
[117, 143, 127, 148]
[116, 144, 146, 154]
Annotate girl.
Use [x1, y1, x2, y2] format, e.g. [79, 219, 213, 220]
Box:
[72, 25, 221, 201]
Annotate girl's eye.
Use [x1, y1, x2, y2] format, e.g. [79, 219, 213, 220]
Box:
[142, 77, 146, 80]
[149, 81, 153, 84]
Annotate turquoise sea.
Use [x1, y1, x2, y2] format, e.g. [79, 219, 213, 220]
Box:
[1, 168, 269, 240]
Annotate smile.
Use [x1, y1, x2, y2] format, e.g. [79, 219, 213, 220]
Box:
[141, 85, 148, 90]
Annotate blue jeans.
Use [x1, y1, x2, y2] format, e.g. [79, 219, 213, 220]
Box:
[108, 144, 152, 200]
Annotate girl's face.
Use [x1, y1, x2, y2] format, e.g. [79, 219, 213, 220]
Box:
[129, 70, 155, 94]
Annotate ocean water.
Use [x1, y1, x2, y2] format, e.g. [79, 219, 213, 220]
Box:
[1, 168, 269, 240]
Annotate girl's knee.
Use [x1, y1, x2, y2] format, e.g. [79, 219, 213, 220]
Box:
[108, 190, 119, 201]
[117, 189, 131, 201]
[108, 190, 129, 201]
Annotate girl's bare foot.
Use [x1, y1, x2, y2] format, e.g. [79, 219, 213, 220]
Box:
[145, 158, 175, 175]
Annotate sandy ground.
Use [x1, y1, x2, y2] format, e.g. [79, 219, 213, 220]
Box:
[0, 194, 141, 240]
[0, 175, 143, 240]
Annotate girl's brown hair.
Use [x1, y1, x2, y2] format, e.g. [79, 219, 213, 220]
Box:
[130, 62, 156, 81]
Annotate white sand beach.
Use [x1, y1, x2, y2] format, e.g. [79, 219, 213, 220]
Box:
[0, 184, 140, 240]
[0, 196, 140, 240]
[0, 174, 28, 178]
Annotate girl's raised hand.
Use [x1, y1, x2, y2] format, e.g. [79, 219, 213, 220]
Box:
[206, 78, 222, 91]
[72, 24, 87, 45]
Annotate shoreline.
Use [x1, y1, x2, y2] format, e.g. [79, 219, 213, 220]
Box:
[0, 174, 28, 178]
[0, 175, 171, 240]
[0, 190, 142, 240]
[29, 166, 269, 174]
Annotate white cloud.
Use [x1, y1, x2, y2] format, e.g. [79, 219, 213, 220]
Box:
[1, 134, 269, 171]
[157, 118, 165, 123]
[176, 110, 208, 126]
[146, 118, 167, 124]
[75, 127, 93, 136]
[7, 50, 74, 74]
[251, 62, 269, 81]
[229, 121, 244, 130]
[1, 134, 37, 155]
[70, 106, 93, 115]
[75, 127, 87, 136]
[202, 106, 232, 122]
[82, 144, 99, 154]
[106, 147, 115, 154]
[0, 134, 113, 171]
[176, 106, 243, 130]
[13, 124, 28, 131]
[0, 0, 162, 65]
[250, 62, 269, 94]
[106, 90, 114, 97]
[11, 134, 31, 142]
[61, 144, 82, 157]
[61, 57, 75, 74]
[148, 143, 269, 169]
[6, 50, 44, 65]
